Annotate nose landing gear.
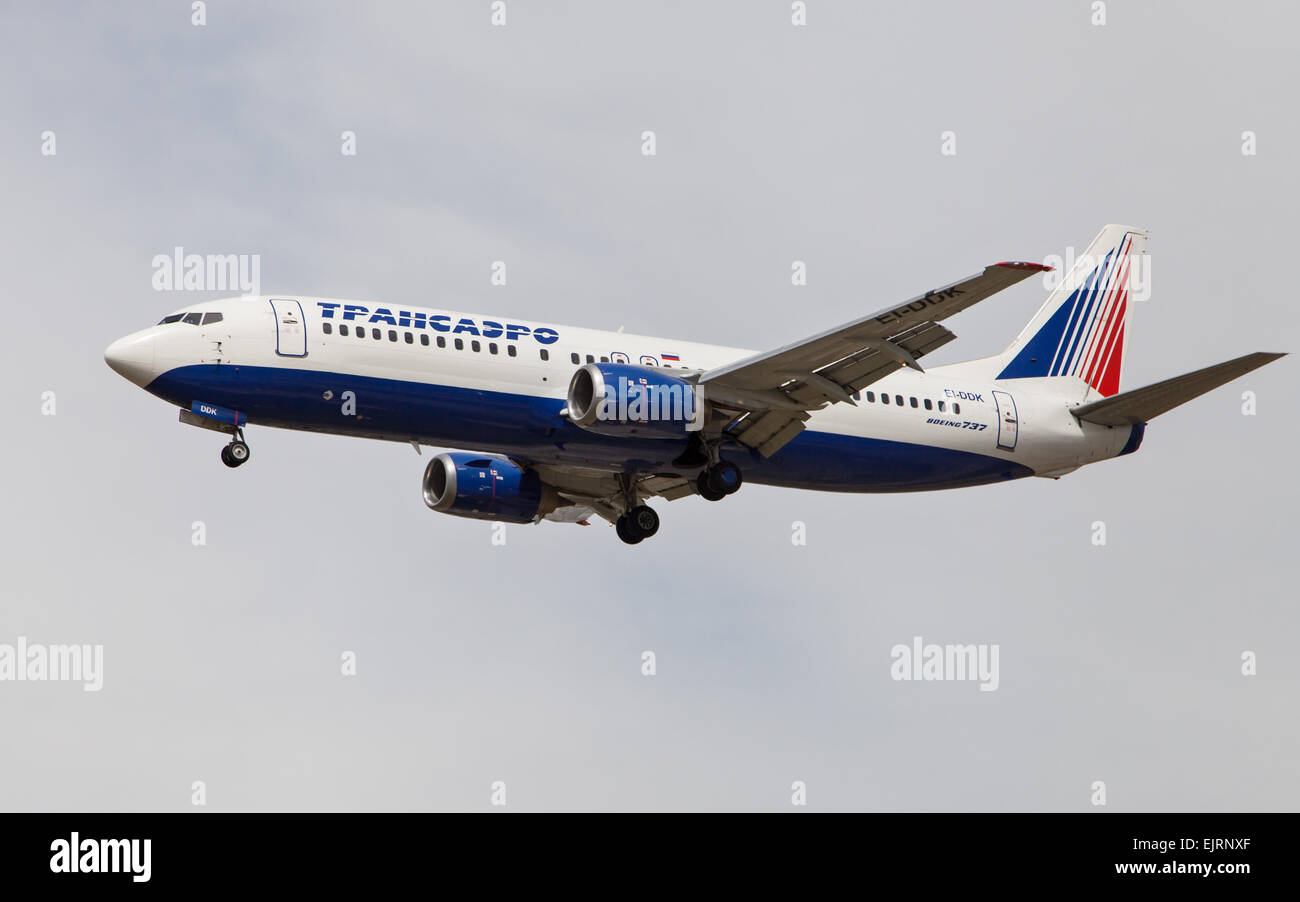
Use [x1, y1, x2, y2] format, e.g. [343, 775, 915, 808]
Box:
[220, 429, 251, 468]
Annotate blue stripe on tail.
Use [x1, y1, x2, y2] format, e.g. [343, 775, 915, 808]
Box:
[996, 288, 1082, 379]
[1054, 248, 1115, 377]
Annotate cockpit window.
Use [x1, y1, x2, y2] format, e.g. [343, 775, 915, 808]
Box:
[159, 311, 224, 325]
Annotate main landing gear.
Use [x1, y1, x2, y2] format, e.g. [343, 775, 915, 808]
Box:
[615, 505, 660, 545]
[613, 474, 660, 545]
[611, 452, 743, 545]
[220, 429, 251, 469]
[674, 434, 745, 501]
[696, 460, 742, 501]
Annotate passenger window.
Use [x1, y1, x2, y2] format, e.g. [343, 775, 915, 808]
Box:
[388, 330, 397, 342]
[852, 392, 861, 401]
[420, 334, 429, 346]
[586, 355, 594, 364]
[508, 345, 517, 357]
[356, 327, 364, 339]
[437, 336, 446, 348]
[600, 356, 609, 363]
[202, 312, 223, 325]
[924, 398, 932, 410]
[183, 312, 203, 325]
[538, 348, 547, 361]
[938, 401, 946, 412]
[489, 343, 498, 355]
[158, 314, 184, 324]
[471, 340, 481, 352]
[371, 328, 381, 340]
[954, 403, 961, 415]
[339, 324, 349, 336]
[881, 394, 890, 405]
[323, 322, 333, 335]
[570, 353, 579, 364]
[454, 338, 464, 350]
[895, 395, 904, 406]
[404, 332, 413, 344]
[910, 397, 918, 408]
[865, 391, 875, 403]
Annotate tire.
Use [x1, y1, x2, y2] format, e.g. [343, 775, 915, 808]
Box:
[227, 441, 250, 466]
[696, 471, 726, 501]
[220, 446, 237, 468]
[615, 516, 643, 545]
[626, 505, 659, 539]
[706, 461, 742, 496]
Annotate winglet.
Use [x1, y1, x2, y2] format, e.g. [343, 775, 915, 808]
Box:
[995, 261, 1054, 272]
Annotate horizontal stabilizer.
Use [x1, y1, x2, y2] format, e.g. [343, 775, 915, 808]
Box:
[1072, 352, 1286, 426]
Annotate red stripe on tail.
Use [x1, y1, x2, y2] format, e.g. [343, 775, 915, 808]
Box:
[1082, 255, 1131, 391]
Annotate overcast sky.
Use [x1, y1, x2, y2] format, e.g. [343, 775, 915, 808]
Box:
[1, 0, 1296, 811]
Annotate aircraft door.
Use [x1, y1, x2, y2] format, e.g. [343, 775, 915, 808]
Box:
[992, 390, 1018, 451]
[270, 298, 307, 357]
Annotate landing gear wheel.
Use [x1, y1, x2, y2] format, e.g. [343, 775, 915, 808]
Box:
[615, 516, 643, 545]
[696, 470, 727, 501]
[705, 461, 742, 496]
[223, 440, 250, 468]
[616, 505, 659, 544]
[626, 505, 660, 539]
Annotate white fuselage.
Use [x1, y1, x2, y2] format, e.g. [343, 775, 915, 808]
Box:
[105, 295, 1140, 492]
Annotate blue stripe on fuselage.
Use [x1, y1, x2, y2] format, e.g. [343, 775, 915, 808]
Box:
[145, 364, 1033, 493]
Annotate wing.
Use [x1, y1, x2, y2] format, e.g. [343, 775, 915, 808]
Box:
[700, 261, 1050, 456]
[532, 463, 694, 524]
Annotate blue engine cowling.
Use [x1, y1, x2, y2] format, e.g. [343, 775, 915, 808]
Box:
[566, 363, 703, 437]
[422, 452, 549, 523]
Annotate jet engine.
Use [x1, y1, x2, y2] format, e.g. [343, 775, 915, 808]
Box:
[566, 363, 703, 438]
[422, 452, 560, 523]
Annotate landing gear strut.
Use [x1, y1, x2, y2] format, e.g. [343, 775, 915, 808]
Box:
[614, 474, 660, 545]
[220, 429, 250, 468]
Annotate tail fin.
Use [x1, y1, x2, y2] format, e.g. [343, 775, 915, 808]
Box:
[993, 224, 1147, 397]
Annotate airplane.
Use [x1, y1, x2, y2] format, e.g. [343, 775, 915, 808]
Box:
[105, 224, 1284, 545]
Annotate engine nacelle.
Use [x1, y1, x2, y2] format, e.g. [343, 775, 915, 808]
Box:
[566, 363, 703, 437]
[422, 452, 557, 523]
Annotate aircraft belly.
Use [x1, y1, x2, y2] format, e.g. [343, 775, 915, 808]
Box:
[147, 364, 1034, 492]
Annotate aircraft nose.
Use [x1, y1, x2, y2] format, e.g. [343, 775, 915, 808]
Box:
[104, 332, 157, 387]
